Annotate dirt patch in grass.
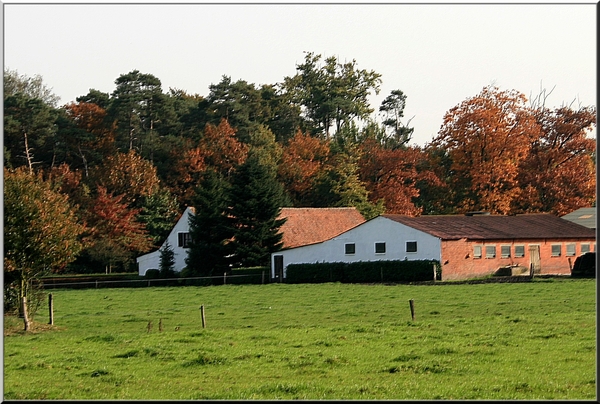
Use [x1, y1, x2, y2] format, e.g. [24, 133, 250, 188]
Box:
[4, 315, 64, 336]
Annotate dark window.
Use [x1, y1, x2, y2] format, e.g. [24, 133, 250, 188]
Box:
[566, 244, 576, 257]
[551, 244, 561, 257]
[581, 243, 590, 253]
[485, 245, 496, 259]
[514, 245, 525, 258]
[406, 241, 417, 253]
[345, 243, 356, 255]
[375, 242, 386, 254]
[501, 245, 511, 258]
[178, 232, 192, 248]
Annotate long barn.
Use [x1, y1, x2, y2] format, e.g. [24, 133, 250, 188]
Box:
[271, 213, 596, 281]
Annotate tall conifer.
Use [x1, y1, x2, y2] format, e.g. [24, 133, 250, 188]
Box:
[228, 151, 286, 268]
[185, 169, 232, 277]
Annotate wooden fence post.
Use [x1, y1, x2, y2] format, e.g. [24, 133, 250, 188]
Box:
[48, 293, 54, 325]
[200, 305, 206, 329]
[223, 272, 227, 285]
[433, 263, 437, 281]
[409, 299, 415, 321]
[22, 297, 30, 331]
[262, 271, 265, 285]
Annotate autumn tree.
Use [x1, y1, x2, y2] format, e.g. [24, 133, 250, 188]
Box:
[4, 167, 85, 317]
[61, 101, 117, 176]
[516, 105, 596, 215]
[432, 86, 539, 214]
[278, 129, 331, 205]
[359, 140, 438, 216]
[84, 186, 153, 273]
[198, 119, 249, 177]
[92, 149, 160, 207]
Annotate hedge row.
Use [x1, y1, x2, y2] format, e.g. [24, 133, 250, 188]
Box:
[285, 260, 441, 284]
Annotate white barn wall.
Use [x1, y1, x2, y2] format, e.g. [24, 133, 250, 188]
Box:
[137, 207, 194, 276]
[272, 216, 441, 278]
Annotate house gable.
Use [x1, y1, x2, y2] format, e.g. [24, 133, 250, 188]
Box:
[136, 206, 195, 276]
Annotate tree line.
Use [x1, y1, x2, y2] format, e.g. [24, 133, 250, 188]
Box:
[4, 52, 596, 313]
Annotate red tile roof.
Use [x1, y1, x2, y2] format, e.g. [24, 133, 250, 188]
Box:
[382, 213, 596, 240]
[278, 207, 366, 249]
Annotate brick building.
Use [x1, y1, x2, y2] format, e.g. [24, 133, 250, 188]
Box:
[271, 213, 596, 281]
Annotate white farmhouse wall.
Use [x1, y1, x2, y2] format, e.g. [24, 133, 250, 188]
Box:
[137, 207, 194, 276]
[271, 216, 441, 278]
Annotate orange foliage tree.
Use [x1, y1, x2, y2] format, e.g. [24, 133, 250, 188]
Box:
[432, 86, 540, 214]
[167, 119, 248, 207]
[63, 101, 117, 175]
[278, 129, 331, 205]
[93, 149, 160, 207]
[516, 105, 596, 215]
[85, 186, 153, 272]
[358, 140, 441, 216]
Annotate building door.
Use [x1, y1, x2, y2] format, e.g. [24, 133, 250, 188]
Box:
[274, 255, 284, 282]
[529, 245, 541, 275]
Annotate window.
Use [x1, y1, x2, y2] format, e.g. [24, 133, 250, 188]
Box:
[485, 245, 496, 259]
[514, 245, 525, 258]
[406, 241, 417, 253]
[345, 243, 356, 255]
[375, 242, 386, 254]
[178, 232, 192, 248]
[551, 244, 561, 257]
[501, 245, 511, 259]
[473, 245, 482, 259]
[581, 243, 590, 254]
[566, 243, 576, 257]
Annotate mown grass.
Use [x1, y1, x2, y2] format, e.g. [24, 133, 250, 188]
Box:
[3, 278, 596, 400]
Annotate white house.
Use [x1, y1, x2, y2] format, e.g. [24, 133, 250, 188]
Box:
[137, 206, 365, 277]
[271, 215, 440, 280]
[137, 207, 195, 276]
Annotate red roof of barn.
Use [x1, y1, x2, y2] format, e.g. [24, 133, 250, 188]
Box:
[278, 207, 366, 249]
[382, 213, 596, 240]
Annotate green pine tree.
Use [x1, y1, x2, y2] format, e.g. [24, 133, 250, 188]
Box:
[228, 150, 287, 268]
[159, 240, 176, 278]
[184, 169, 233, 277]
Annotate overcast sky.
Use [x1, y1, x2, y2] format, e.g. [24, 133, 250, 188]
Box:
[2, 2, 596, 146]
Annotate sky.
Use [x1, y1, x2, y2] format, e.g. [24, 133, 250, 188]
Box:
[2, 1, 597, 146]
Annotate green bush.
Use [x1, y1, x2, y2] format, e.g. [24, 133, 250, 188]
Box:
[144, 269, 161, 279]
[286, 260, 440, 284]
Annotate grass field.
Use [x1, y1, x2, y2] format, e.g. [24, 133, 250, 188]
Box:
[3, 278, 596, 400]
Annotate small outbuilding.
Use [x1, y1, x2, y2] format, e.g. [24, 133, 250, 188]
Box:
[271, 213, 596, 281]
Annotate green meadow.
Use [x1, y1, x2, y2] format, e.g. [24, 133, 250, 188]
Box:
[3, 279, 596, 400]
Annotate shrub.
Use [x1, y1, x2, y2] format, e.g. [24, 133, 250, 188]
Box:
[285, 260, 440, 284]
[144, 269, 161, 279]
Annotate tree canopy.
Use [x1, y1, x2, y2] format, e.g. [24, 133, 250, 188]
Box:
[3, 63, 596, 279]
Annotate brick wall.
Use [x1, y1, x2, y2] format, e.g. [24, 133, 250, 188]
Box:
[440, 238, 596, 280]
